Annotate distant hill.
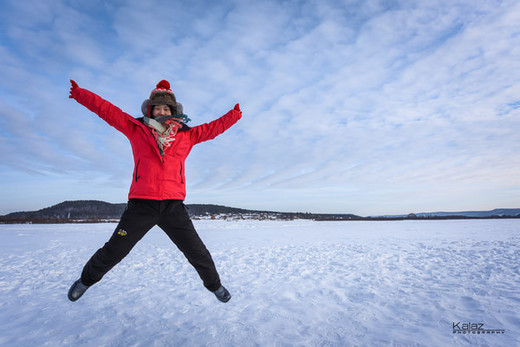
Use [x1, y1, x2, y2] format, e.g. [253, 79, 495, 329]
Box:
[380, 208, 520, 219]
[0, 200, 253, 222]
[413, 208, 520, 218]
[4, 200, 127, 220]
[0, 200, 518, 224]
[0, 200, 360, 223]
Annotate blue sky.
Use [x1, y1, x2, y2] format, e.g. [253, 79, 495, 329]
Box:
[0, 0, 519, 216]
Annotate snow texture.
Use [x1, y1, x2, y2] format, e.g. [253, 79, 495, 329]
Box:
[0, 219, 519, 346]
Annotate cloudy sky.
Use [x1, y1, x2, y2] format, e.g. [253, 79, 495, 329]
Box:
[0, 0, 519, 216]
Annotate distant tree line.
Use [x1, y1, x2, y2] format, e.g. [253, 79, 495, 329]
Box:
[0, 200, 518, 224]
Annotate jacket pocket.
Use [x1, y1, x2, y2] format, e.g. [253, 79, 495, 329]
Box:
[134, 160, 140, 182]
[180, 162, 184, 184]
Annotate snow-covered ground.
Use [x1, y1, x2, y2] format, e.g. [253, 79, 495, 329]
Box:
[0, 219, 518, 346]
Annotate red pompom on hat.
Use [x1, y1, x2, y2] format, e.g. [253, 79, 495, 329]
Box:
[151, 80, 173, 96]
[157, 80, 170, 89]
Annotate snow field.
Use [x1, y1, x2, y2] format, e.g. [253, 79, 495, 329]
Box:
[0, 219, 518, 346]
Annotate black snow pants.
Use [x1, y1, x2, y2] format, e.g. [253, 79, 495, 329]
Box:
[80, 199, 222, 292]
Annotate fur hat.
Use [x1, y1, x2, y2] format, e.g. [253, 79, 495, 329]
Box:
[141, 80, 183, 117]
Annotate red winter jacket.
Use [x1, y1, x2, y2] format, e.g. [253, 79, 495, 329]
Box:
[71, 87, 241, 201]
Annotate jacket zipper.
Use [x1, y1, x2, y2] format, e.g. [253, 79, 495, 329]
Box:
[180, 163, 184, 184]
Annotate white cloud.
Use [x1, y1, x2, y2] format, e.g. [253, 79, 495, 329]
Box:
[0, 0, 519, 215]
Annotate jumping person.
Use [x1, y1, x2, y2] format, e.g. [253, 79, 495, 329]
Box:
[67, 79, 241, 303]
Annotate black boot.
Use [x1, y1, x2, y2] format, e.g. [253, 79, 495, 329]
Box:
[68, 279, 90, 302]
[213, 286, 231, 303]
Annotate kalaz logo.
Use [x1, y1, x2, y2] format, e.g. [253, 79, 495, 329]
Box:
[453, 322, 505, 334]
[453, 322, 484, 331]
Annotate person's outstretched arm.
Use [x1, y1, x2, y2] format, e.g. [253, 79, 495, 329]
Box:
[69, 80, 139, 136]
[189, 103, 242, 144]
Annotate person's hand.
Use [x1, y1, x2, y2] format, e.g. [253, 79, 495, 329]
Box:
[234, 103, 241, 112]
[69, 80, 79, 99]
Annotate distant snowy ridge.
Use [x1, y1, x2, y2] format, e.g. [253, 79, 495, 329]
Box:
[377, 208, 520, 218]
[416, 208, 520, 217]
